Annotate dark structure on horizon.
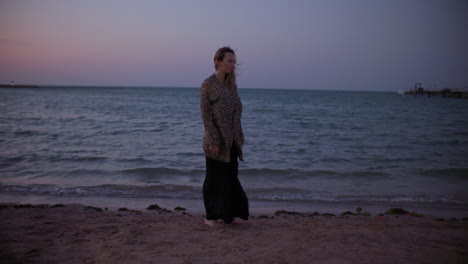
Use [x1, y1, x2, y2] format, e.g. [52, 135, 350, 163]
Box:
[403, 83, 468, 99]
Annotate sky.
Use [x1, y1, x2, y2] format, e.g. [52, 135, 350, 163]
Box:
[1, 0, 467, 91]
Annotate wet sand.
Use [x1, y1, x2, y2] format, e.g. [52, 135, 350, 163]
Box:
[1, 203, 467, 264]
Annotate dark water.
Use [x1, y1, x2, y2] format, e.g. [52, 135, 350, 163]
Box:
[1, 87, 467, 208]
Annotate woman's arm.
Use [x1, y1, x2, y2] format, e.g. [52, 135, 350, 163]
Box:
[200, 80, 221, 156]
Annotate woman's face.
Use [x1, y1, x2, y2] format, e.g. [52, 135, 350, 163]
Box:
[217, 52, 236, 74]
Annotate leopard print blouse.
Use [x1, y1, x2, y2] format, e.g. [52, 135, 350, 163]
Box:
[200, 74, 244, 163]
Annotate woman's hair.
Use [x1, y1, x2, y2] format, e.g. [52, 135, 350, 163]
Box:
[214, 46, 237, 89]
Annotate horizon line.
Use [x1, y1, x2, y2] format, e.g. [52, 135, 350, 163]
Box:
[0, 83, 399, 93]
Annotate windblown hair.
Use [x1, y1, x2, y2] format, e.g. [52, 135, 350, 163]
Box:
[214, 46, 237, 89]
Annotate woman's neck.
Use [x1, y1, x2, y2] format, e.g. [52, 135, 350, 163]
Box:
[215, 71, 227, 83]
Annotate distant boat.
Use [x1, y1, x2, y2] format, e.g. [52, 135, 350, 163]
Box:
[0, 81, 39, 88]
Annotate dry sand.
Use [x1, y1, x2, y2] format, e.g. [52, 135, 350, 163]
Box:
[1, 203, 467, 264]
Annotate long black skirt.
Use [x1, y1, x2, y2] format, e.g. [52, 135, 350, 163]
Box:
[203, 145, 249, 223]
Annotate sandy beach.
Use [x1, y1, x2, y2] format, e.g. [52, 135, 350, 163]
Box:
[1, 203, 467, 264]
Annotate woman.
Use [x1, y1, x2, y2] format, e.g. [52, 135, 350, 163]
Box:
[200, 46, 249, 227]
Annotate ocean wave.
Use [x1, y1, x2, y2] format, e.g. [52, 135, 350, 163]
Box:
[13, 130, 42, 136]
[175, 152, 203, 157]
[241, 168, 300, 177]
[0, 154, 42, 163]
[120, 167, 204, 177]
[417, 168, 468, 179]
[248, 189, 467, 205]
[31, 169, 115, 178]
[1, 164, 393, 183]
[0, 184, 202, 199]
[116, 157, 153, 163]
[453, 131, 468, 136]
[431, 140, 463, 146]
[349, 171, 392, 177]
[2, 154, 158, 166]
[240, 168, 355, 179]
[1, 183, 465, 205]
[0, 156, 26, 163]
[46, 155, 108, 162]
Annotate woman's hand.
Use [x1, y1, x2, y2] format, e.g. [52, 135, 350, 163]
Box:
[209, 146, 219, 156]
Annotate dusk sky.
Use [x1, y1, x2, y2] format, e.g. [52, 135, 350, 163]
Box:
[1, 0, 467, 91]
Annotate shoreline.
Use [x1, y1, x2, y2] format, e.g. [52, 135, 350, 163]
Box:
[1, 202, 467, 263]
[1, 193, 467, 219]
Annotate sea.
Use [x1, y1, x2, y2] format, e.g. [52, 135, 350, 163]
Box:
[1, 86, 467, 217]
